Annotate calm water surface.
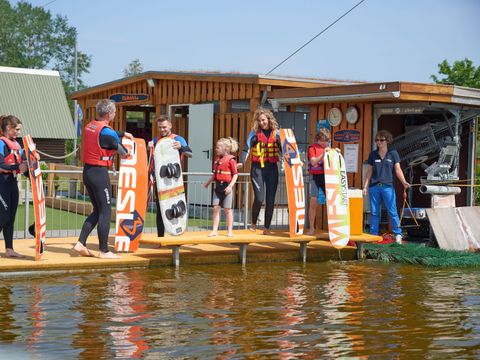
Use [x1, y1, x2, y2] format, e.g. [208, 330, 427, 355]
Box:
[0, 261, 479, 359]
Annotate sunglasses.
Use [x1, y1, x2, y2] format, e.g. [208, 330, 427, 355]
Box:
[375, 138, 386, 142]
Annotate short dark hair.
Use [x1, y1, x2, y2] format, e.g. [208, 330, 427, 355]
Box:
[156, 115, 171, 124]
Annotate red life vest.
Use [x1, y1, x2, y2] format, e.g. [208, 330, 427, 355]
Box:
[213, 154, 235, 183]
[251, 130, 279, 166]
[308, 143, 325, 175]
[81, 120, 116, 167]
[0, 136, 22, 174]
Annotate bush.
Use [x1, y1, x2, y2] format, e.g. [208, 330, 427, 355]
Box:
[40, 161, 59, 190]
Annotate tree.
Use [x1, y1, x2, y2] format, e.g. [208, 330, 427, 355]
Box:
[431, 58, 480, 89]
[0, 0, 91, 94]
[123, 59, 144, 77]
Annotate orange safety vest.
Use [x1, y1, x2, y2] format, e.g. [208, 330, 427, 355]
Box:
[213, 154, 235, 183]
[81, 120, 116, 167]
[251, 130, 279, 167]
[0, 136, 22, 174]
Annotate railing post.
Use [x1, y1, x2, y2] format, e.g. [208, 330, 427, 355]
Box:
[244, 178, 249, 229]
[24, 178, 29, 239]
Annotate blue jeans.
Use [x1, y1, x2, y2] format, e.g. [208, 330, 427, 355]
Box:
[369, 184, 401, 236]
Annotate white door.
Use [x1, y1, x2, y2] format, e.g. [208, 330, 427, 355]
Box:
[187, 104, 214, 205]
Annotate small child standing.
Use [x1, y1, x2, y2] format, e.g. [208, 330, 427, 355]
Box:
[306, 128, 331, 235]
[204, 137, 239, 237]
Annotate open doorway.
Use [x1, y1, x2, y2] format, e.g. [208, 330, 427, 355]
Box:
[125, 106, 155, 142]
[375, 104, 475, 209]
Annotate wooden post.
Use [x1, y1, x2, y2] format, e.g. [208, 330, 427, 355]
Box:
[172, 246, 180, 267]
[300, 242, 308, 263]
[47, 163, 56, 198]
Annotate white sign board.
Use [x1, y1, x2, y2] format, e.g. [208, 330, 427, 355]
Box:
[344, 144, 359, 173]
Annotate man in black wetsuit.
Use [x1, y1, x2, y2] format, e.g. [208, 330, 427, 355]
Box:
[74, 99, 133, 259]
[150, 115, 192, 237]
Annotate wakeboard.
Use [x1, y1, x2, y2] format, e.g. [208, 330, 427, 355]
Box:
[23, 135, 46, 260]
[279, 128, 305, 237]
[324, 149, 350, 249]
[115, 137, 148, 252]
[154, 137, 187, 235]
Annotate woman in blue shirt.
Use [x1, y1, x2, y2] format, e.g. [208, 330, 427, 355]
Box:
[362, 130, 410, 243]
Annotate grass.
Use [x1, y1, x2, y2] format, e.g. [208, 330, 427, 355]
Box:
[14, 203, 221, 232]
[364, 242, 480, 267]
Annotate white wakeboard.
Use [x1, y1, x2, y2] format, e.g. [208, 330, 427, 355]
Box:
[154, 138, 187, 235]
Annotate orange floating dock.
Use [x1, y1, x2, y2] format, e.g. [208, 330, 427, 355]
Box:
[0, 230, 381, 273]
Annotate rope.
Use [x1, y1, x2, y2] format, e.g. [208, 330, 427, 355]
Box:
[36, 147, 79, 160]
[399, 192, 420, 227]
[407, 177, 480, 188]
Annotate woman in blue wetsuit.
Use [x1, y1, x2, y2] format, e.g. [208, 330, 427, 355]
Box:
[74, 99, 133, 259]
[238, 108, 281, 235]
[0, 115, 28, 258]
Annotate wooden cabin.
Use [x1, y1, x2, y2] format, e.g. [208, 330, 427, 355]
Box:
[269, 81, 480, 231]
[71, 71, 357, 208]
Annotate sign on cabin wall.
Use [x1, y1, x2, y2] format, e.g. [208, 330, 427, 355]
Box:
[333, 129, 361, 143]
[109, 93, 149, 103]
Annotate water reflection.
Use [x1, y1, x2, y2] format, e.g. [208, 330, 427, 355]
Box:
[0, 262, 479, 358]
[106, 271, 150, 358]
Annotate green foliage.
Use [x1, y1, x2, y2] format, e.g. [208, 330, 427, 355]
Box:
[64, 136, 80, 165]
[123, 59, 144, 77]
[431, 58, 480, 89]
[0, 0, 91, 95]
[364, 243, 480, 267]
[39, 161, 59, 188]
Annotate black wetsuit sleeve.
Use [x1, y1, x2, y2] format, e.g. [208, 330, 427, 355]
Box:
[240, 132, 257, 164]
[180, 145, 193, 158]
[276, 131, 282, 155]
[99, 133, 128, 156]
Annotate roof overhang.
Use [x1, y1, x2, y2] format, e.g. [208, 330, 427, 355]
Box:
[71, 71, 361, 99]
[268, 81, 480, 108]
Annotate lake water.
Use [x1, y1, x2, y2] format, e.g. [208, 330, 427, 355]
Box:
[0, 261, 479, 358]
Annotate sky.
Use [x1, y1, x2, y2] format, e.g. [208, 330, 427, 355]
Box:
[12, 0, 480, 87]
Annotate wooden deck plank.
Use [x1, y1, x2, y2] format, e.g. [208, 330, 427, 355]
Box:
[0, 230, 379, 273]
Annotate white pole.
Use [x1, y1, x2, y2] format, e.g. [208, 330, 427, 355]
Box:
[73, 38, 78, 165]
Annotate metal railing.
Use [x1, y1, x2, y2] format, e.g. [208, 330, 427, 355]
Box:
[10, 170, 310, 240]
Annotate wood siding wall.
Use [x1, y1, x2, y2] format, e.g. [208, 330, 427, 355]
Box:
[78, 79, 263, 134]
[309, 102, 373, 230]
[34, 139, 67, 164]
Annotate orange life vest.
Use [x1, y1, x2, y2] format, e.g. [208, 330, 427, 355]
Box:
[213, 154, 235, 183]
[81, 120, 116, 167]
[0, 136, 22, 174]
[251, 130, 279, 166]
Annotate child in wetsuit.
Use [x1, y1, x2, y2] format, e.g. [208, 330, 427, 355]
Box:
[204, 137, 239, 237]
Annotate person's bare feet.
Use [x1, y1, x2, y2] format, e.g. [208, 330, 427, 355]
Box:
[248, 225, 256, 232]
[208, 231, 218, 237]
[73, 242, 94, 257]
[227, 233, 234, 237]
[99, 251, 120, 259]
[262, 229, 272, 235]
[306, 229, 315, 235]
[5, 248, 25, 258]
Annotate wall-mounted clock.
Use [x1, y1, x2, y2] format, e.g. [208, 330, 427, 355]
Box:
[327, 107, 342, 127]
[346, 106, 359, 124]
